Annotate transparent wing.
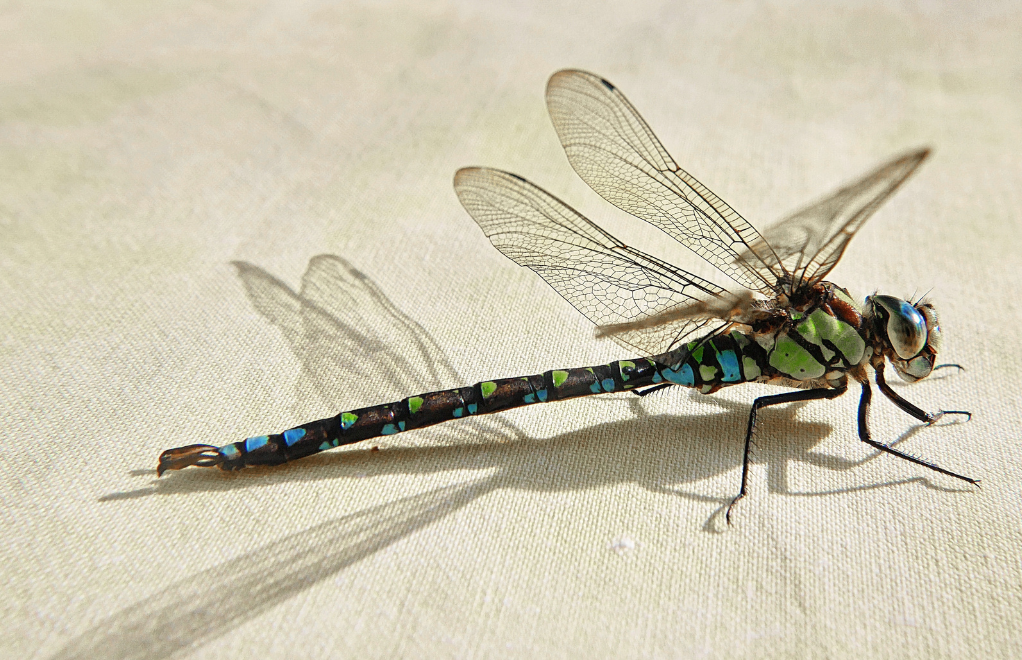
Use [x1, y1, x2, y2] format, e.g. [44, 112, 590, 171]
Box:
[545, 69, 784, 294]
[454, 167, 732, 356]
[739, 148, 931, 291]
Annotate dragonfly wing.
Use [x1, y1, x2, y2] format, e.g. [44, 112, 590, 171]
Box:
[454, 167, 733, 356]
[545, 69, 784, 294]
[741, 148, 931, 292]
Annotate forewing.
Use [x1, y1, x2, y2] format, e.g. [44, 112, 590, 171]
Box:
[454, 167, 731, 355]
[741, 148, 931, 291]
[545, 69, 784, 294]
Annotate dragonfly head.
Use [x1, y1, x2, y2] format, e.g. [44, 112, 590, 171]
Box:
[866, 294, 943, 382]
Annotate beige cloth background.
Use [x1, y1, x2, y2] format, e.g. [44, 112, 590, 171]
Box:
[4, 2, 1021, 658]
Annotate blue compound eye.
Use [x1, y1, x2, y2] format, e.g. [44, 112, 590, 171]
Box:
[873, 295, 927, 359]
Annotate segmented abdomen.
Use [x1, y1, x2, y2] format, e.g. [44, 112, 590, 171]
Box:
[216, 358, 663, 470]
[213, 308, 869, 470]
[658, 332, 769, 393]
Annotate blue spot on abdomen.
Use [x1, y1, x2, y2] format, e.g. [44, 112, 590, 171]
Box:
[283, 428, 306, 446]
[663, 363, 695, 386]
[244, 435, 269, 452]
[718, 350, 741, 382]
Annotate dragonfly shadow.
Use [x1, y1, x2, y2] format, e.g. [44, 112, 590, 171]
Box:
[77, 256, 960, 660]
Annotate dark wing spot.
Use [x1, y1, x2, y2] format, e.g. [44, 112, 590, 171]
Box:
[600, 78, 616, 91]
[507, 172, 527, 183]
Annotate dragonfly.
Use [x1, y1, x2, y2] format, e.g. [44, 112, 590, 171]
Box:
[158, 69, 975, 522]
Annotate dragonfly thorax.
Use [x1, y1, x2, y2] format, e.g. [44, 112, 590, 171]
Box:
[865, 294, 943, 382]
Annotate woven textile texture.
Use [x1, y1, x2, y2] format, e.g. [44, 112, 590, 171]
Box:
[3, 2, 1021, 658]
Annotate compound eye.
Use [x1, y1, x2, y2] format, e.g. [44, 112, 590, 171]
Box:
[918, 304, 943, 353]
[873, 295, 927, 359]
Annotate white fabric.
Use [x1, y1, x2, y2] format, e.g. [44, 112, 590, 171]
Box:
[4, 2, 1021, 657]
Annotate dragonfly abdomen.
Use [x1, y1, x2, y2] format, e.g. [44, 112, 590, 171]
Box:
[657, 331, 769, 393]
[203, 358, 664, 471]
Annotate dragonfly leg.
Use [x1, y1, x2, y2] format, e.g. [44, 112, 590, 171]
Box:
[857, 381, 978, 484]
[632, 383, 673, 397]
[727, 386, 848, 525]
[932, 363, 965, 373]
[875, 367, 971, 424]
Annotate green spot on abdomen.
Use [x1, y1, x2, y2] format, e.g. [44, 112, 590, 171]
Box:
[552, 370, 569, 387]
[408, 396, 423, 414]
[340, 412, 358, 430]
[769, 334, 825, 379]
[480, 381, 497, 398]
[618, 360, 635, 381]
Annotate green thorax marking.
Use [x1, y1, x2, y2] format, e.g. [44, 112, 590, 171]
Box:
[795, 308, 865, 365]
[769, 334, 826, 379]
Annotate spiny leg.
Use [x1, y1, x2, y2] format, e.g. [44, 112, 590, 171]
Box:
[727, 386, 848, 525]
[857, 381, 977, 484]
[875, 367, 971, 424]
